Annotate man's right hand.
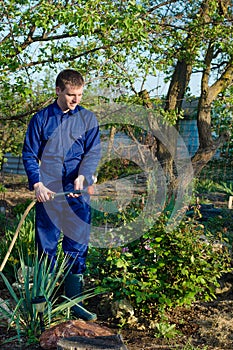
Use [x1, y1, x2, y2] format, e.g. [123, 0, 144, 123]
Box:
[33, 182, 55, 202]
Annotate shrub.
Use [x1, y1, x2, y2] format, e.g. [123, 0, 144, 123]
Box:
[87, 215, 232, 326]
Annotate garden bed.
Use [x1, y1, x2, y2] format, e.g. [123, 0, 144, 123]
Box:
[0, 174, 233, 350]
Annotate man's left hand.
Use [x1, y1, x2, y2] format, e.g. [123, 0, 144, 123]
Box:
[74, 175, 85, 191]
[69, 175, 94, 197]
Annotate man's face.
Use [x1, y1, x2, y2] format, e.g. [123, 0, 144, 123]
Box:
[56, 84, 84, 112]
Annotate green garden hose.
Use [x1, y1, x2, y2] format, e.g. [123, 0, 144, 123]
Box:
[0, 189, 109, 272]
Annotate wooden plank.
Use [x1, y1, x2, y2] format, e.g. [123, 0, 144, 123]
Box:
[228, 196, 233, 209]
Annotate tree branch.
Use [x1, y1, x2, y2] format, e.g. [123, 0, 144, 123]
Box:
[1, 97, 54, 122]
[0, 38, 137, 73]
[208, 62, 233, 101]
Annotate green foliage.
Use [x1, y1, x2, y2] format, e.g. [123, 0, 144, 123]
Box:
[0, 184, 7, 193]
[159, 107, 184, 126]
[181, 341, 208, 350]
[0, 120, 26, 169]
[192, 177, 233, 241]
[97, 158, 141, 183]
[0, 78, 54, 167]
[216, 181, 233, 196]
[0, 252, 97, 345]
[201, 209, 233, 247]
[12, 198, 34, 216]
[0, 0, 232, 103]
[211, 87, 233, 158]
[0, 207, 66, 279]
[0, 0, 232, 169]
[0, 213, 6, 233]
[0, 211, 36, 277]
[194, 178, 218, 194]
[194, 178, 233, 198]
[154, 318, 181, 339]
[88, 215, 232, 327]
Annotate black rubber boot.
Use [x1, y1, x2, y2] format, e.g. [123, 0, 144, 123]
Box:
[64, 273, 97, 321]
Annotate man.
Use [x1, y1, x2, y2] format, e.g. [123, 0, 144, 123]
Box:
[22, 69, 101, 321]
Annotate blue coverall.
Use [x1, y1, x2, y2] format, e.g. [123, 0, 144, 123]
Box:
[22, 100, 101, 273]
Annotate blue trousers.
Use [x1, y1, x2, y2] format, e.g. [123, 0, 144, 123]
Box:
[35, 195, 91, 274]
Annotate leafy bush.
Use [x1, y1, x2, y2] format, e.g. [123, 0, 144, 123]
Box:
[201, 208, 233, 246]
[88, 215, 232, 326]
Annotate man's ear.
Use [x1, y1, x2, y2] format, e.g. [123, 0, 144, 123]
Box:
[56, 86, 61, 96]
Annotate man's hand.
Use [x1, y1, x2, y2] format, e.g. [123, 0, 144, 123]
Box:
[87, 185, 95, 195]
[34, 182, 55, 202]
[67, 175, 84, 198]
[74, 175, 85, 191]
[70, 175, 94, 197]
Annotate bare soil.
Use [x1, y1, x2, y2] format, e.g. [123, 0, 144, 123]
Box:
[0, 175, 233, 349]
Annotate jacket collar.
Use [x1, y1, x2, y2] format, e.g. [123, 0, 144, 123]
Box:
[52, 100, 83, 116]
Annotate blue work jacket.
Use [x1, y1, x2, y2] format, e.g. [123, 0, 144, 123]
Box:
[22, 100, 101, 191]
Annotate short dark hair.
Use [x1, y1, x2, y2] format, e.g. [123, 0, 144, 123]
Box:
[56, 69, 84, 90]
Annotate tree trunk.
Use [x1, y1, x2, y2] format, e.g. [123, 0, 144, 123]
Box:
[139, 0, 232, 196]
[165, 60, 193, 112]
[192, 44, 233, 175]
[157, 59, 193, 199]
[138, 89, 157, 157]
[107, 125, 117, 161]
